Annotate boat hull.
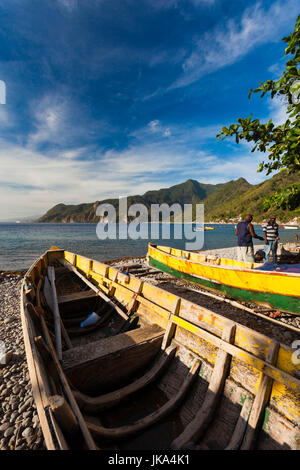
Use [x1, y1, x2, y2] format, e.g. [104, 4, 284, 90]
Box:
[20, 247, 300, 450]
[148, 244, 300, 315]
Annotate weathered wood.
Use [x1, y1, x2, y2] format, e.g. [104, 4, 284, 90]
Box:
[57, 290, 97, 304]
[172, 322, 236, 449]
[60, 317, 73, 349]
[35, 303, 97, 450]
[34, 335, 52, 364]
[62, 324, 164, 394]
[225, 396, 253, 450]
[44, 268, 62, 360]
[135, 269, 158, 277]
[22, 249, 300, 450]
[108, 271, 118, 296]
[126, 280, 143, 316]
[74, 344, 177, 412]
[170, 315, 300, 392]
[44, 267, 73, 350]
[27, 302, 42, 334]
[59, 258, 129, 320]
[48, 395, 79, 437]
[21, 298, 68, 450]
[85, 359, 200, 440]
[161, 298, 181, 350]
[34, 335, 60, 393]
[36, 278, 43, 308]
[240, 341, 279, 450]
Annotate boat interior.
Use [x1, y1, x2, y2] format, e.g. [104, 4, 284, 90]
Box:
[21, 248, 300, 450]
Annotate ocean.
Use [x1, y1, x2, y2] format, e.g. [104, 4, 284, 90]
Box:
[0, 222, 299, 271]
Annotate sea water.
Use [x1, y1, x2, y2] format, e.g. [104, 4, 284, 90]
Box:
[0, 222, 298, 271]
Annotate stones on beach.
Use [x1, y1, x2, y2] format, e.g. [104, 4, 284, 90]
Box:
[22, 427, 33, 439]
[0, 422, 12, 432]
[3, 426, 15, 438]
[0, 276, 45, 451]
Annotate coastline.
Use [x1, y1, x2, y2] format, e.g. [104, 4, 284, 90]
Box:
[1, 243, 299, 450]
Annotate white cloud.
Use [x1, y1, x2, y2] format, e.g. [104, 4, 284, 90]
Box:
[0, 126, 268, 220]
[171, 0, 299, 89]
[0, 106, 10, 127]
[27, 94, 71, 148]
[148, 120, 160, 131]
[268, 96, 290, 126]
[57, 0, 78, 11]
[149, 0, 215, 9]
[25, 92, 111, 151]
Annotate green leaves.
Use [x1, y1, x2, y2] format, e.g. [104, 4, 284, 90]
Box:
[217, 14, 300, 180]
[263, 184, 300, 211]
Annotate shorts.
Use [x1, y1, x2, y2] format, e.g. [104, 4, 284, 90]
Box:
[237, 245, 254, 262]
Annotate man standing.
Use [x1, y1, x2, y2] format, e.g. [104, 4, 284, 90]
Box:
[235, 214, 264, 262]
[263, 216, 279, 264]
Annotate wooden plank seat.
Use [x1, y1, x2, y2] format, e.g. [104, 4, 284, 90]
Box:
[85, 359, 200, 440]
[57, 290, 97, 305]
[73, 344, 177, 412]
[62, 324, 164, 394]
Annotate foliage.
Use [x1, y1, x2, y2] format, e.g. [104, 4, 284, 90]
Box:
[217, 14, 300, 176]
[263, 183, 300, 211]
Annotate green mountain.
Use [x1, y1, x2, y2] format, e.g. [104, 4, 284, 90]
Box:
[37, 179, 222, 223]
[37, 172, 300, 223]
[207, 171, 300, 222]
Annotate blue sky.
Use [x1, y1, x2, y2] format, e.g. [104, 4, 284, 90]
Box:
[0, 0, 299, 219]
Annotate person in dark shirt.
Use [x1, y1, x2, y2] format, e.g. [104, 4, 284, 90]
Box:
[235, 214, 264, 262]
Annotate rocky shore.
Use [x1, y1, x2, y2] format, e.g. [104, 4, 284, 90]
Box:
[0, 245, 299, 451]
[0, 272, 45, 451]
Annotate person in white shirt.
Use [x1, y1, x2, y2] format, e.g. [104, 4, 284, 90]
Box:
[263, 217, 279, 264]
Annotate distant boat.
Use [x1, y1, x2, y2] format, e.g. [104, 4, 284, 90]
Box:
[15, 220, 21, 224]
[282, 225, 299, 230]
[193, 226, 215, 232]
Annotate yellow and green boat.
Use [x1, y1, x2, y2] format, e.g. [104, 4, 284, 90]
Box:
[147, 243, 300, 316]
[20, 247, 300, 450]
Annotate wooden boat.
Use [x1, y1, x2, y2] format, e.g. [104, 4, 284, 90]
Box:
[147, 243, 300, 316]
[21, 247, 300, 450]
[193, 226, 215, 232]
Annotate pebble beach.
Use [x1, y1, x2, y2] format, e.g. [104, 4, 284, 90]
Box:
[0, 245, 299, 451]
[0, 273, 45, 450]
